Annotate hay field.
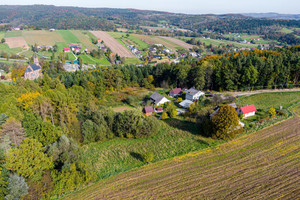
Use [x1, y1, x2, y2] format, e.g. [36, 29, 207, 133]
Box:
[4, 37, 28, 48]
[90, 31, 135, 58]
[133, 34, 182, 50]
[23, 30, 64, 45]
[160, 36, 194, 49]
[66, 111, 300, 199]
[70, 30, 97, 50]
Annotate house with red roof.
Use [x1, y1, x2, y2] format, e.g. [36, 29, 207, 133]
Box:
[144, 106, 154, 116]
[169, 88, 182, 97]
[238, 104, 257, 118]
[64, 48, 71, 53]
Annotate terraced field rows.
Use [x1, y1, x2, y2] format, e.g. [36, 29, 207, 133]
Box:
[66, 113, 300, 199]
[160, 36, 194, 50]
[133, 34, 182, 50]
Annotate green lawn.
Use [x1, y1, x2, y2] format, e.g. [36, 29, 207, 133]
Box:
[278, 28, 294, 34]
[4, 31, 23, 38]
[0, 32, 4, 40]
[78, 54, 111, 65]
[238, 92, 300, 110]
[56, 30, 80, 44]
[125, 57, 141, 65]
[56, 42, 69, 53]
[0, 43, 22, 55]
[81, 119, 216, 180]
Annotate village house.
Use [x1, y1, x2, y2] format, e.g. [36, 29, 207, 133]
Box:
[64, 48, 71, 53]
[150, 92, 171, 106]
[179, 100, 193, 108]
[24, 55, 42, 80]
[155, 107, 163, 113]
[169, 88, 182, 97]
[144, 106, 154, 116]
[186, 88, 205, 101]
[237, 104, 257, 118]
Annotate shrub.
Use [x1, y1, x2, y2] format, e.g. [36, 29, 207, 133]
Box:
[142, 152, 154, 163]
[278, 110, 288, 117]
[161, 112, 168, 120]
[169, 109, 177, 118]
[268, 107, 276, 118]
[238, 113, 244, 119]
[177, 97, 183, 103]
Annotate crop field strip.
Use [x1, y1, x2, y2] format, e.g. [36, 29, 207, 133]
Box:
[159, 36, 194, 50]
[23, 30, 64, 46]
[66, 112, 300, 200]
[133, 34, 182, 50]
[90, 31, 135, 58]
[4, 37, 28, 48]
[70, 30, 97, 50]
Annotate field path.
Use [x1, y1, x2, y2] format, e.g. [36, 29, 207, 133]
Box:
[225, 88, 300, 97]
[90, 31, 135, 58]
[159, 36, 194, 50]
[66, 110, 300, 199]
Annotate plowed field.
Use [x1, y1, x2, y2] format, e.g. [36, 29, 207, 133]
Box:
[5, 37, 28, 48]
[160, 36, 194, 49]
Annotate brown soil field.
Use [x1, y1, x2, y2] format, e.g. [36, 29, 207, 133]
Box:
[90, 31, 135, 58]
[5, 37, 28, 48]
[160, 36, 194, 50]
[66, 110, 300, 199]
[23, 30, 64, 45]
[133, 34, 180, 50]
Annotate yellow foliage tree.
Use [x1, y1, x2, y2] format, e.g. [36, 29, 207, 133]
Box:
[17, 92, 41, 110]
[268, 107, 276, 118]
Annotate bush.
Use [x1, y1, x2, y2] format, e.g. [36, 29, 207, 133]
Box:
[142, 152, 154, 163]
[278, 110, 288, 117]
[268, 107, 276, 118]
[169, 109, 177, 118]
[238, 113, 244, 119]
[161, 112, 168, 120]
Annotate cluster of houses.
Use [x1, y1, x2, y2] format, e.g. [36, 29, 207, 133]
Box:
[63, 44, 91, 54]
[37, 45, 53, 51]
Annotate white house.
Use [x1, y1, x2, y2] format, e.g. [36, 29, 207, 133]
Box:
[186, 88, 205, 101]
[179, 100, 193, 108]
[237, 104, 257, 118]
[150, 92, 170, 106]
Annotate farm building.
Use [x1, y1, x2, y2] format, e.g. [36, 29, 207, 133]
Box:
[186, 88, 205, 101]
[24, 55, 42, 80]
[238, 104, 257, 118]
[150, 92, 170, 106]
[144, 106, 154, 116]
[179, 100, 193, 108]
[169, 88, 182, 97]
[64, 48, 71, 53]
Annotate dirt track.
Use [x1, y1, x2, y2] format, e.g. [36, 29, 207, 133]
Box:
[66, 109, 300, 200]
[225, 88, 300, 96]
[90, 31, 135, 58]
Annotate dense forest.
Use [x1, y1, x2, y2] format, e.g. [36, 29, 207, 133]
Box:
[0, 5, 299, 36]
[0, 46, 299, 198]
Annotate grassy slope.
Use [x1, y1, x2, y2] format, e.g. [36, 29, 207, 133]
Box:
[78, 54, 110, 65]
[66, 110, 300, 199]
[56, 30, 81, 44]
[64, 92, 300, 199]
[4, 31, 23, 37]
[238, 92, 300, 110]
[70, 30, 97, 50]
[108, 32, 150, 49]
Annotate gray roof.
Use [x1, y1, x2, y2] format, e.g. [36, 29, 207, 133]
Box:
[229, 103, 237, 109]
[150, 92, 164, 104]
[25, 64, 41, 73]
[187, 88, 201, 96]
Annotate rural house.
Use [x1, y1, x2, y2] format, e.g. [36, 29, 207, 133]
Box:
[24, 55, 42, 80]
[150, 92, 170, 106]
[179, 100, 193, 108]
[169, 88, 182, 97]
[238, 104, 257, 118]
[64, 48, 71, 53]
[144, 106, 154, 116]
[186, 88, 205, 101]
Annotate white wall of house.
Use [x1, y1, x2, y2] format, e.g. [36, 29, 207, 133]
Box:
[186, 92, 205, 101]
[156, 97, 171, 106]
[244, 112, 255, 118]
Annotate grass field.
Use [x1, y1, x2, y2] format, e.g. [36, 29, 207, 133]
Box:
[78, 54, 111, 65]
[133, 34, 183, 50]
[66, 112, 300, 199]
[0, 43, 22, 55]
[23, 30, 64, 45]
[71, 30, 97, 50]
[278, 28, 294, 34]
[4, 31, 23, 38]
[125, 57, 141, 64]
[238, 92, 300, 110]
[56, 30, 80, 44]
[108, 32, 150, 49]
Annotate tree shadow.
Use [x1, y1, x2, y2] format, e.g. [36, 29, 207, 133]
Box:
[164, 118, 207, 137]
[130, 152, 143, 161]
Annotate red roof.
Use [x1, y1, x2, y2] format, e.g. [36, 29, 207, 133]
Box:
[144, 106, 154, 113]
[240, 104, 257, 114]
[64, 48, 70, 52]
[170, 88, 182, 95]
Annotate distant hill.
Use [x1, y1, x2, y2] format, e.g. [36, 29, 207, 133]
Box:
[242, 13, 300, 20]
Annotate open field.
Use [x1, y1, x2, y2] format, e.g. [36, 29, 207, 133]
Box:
[278, 28, 294, 34]
[108, 32, 150, 49]
[159, 36, 194, 49]
[56, 30, 80, 44]
[71, 30, 97, 50]
[112, 106, 134, 112]
[90, 31, 135, 58]
[78, 54, 111, 65]
[65, 107, 300, 199]
[4, 37, 28, 48]
[0, 43, 22, 55]
[4, 31, 23, 38]
[133, 34, 182, 50]
[23, 30, 64, 45]
[238, 91, 300, 110]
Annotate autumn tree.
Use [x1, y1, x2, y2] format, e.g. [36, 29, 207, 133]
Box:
[212, 105, 242, 140]
[4, 138, 53, 180]
[0, 118, 25, 150]
[268, 107, 276, 118]
[5, 173, 28, 200]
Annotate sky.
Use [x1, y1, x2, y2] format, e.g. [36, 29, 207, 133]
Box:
[1, 0, 300, 14]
